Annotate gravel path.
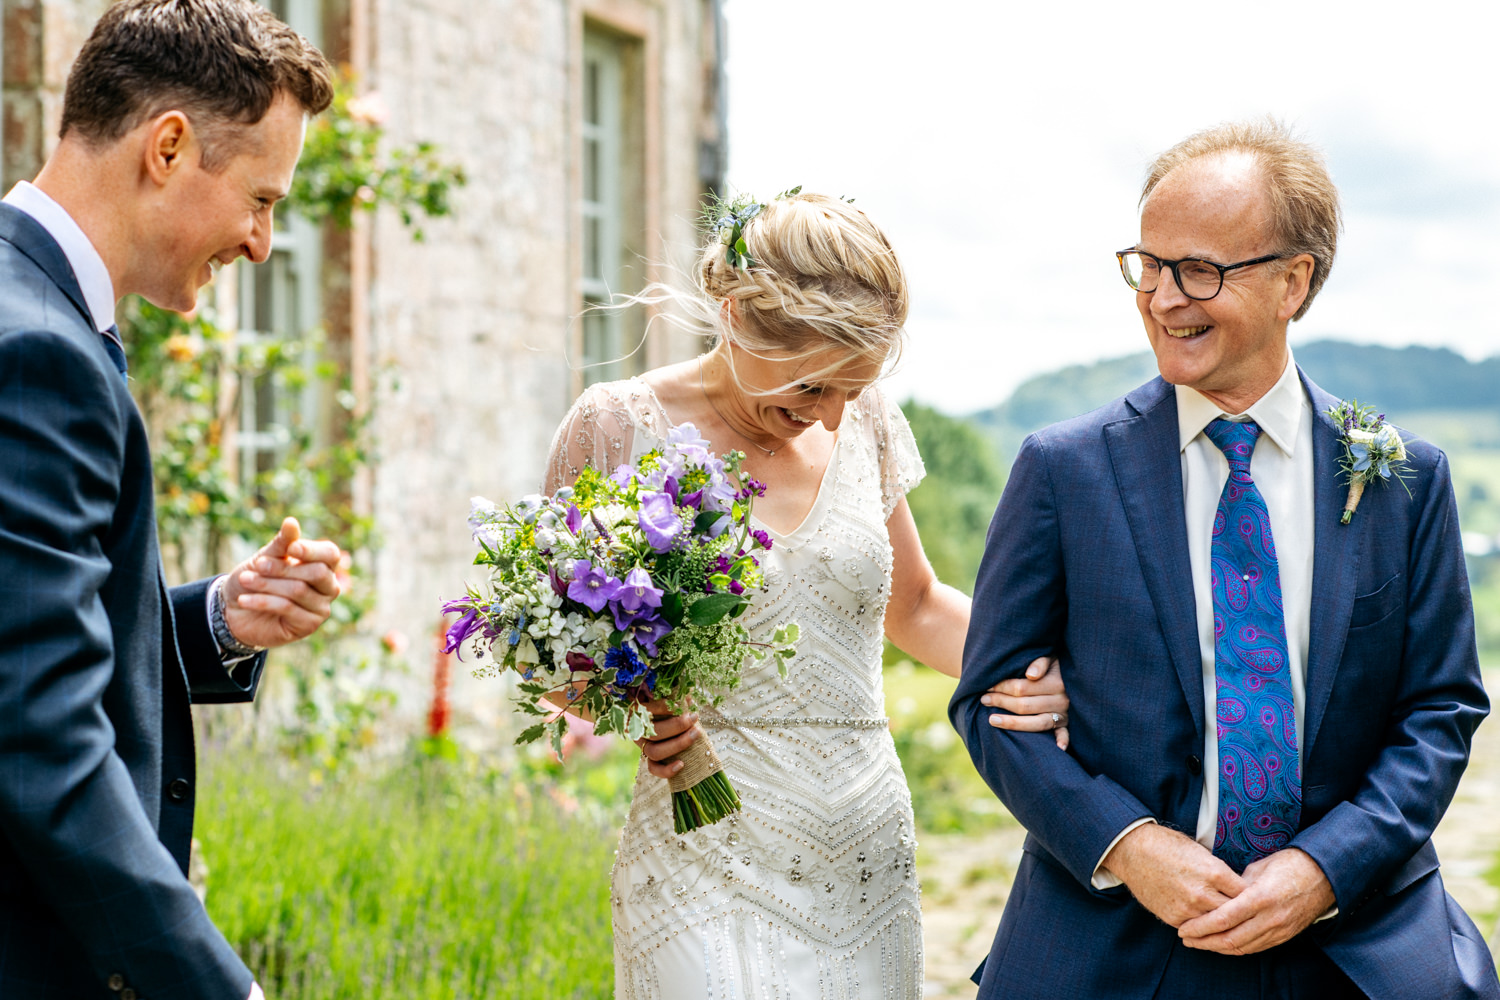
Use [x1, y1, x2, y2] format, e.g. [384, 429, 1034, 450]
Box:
[918, 669, 1500, 997]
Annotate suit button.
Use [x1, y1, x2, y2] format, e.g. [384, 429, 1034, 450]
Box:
[108, 974, 125, 991]
[168, 778, 191, 801]
[1186, 755, 1203, 776]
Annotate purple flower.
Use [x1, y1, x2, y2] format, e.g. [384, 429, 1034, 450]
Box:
[564, 504, 583, 535]
[621, 613, 671, 657]
[567, 559, 622, 612]
[637, 492, 683, 552]
[729, 580, 745, 595]
[610, 464, 635, 488]
[617, 567, 663, 614]
[742, 477, 767, 498]
[666, 424, 713, 467]
[441, 601, 483, 655]
[751, 528, 773, 551]
[566, 650, 597, 672]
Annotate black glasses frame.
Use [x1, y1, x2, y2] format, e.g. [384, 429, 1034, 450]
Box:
[1115, 249, 1286, 300]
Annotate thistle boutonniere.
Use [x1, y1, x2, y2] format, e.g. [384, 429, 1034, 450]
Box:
[1326, 400, 1413, 524]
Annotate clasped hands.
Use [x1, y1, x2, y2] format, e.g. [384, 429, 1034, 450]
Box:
[221, 517, 343, 649]
[637, 656, 1070, 781]
[1103, 823, 1335, 956]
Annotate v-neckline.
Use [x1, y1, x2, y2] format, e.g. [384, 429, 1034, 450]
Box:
[629, 377, 844, 551]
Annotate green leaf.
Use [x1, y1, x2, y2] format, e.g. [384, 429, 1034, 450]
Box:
[687, 592, 743, 626]
[660, 591, 685, 627]
[516, 723, 547, 744]
[694, 510, 726, 534]
[627, 711, 646, 741]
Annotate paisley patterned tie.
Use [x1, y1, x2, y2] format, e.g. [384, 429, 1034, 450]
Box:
[1203, 418, 1300, 873]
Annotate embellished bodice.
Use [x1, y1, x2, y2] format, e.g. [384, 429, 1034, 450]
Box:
[544, 377, 928, 998]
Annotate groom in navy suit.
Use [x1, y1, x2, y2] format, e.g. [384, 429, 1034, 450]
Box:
[952, 120, 1498, 999]
[0, 2, 339, 997]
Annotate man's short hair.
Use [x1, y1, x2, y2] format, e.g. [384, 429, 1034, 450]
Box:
[60, 0, 334, 171]
[1142, 118, 1342, 321]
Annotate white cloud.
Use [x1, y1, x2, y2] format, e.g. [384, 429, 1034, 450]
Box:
[725, 0, 1500, 414]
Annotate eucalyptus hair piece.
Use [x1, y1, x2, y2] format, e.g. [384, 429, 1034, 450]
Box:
[701, 185, 803, 270]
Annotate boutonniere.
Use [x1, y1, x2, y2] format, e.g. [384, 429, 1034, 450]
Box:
[1326, 400, 1413, 524]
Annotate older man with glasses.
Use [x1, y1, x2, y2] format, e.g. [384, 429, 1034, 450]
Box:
[951, 119, 1498, 1000]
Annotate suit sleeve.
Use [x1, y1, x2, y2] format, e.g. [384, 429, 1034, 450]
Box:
[169, 576, 267, 703]
[1290, 450, 1490, 912]
[949, 433, 1154, 889]
[0, 330, 252, 997]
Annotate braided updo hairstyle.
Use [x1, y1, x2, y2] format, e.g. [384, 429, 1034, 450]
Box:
[698, 193, 908, 387]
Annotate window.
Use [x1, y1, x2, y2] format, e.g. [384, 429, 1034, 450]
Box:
[235, 0, 323, 489]
[580, 26, 646, 387]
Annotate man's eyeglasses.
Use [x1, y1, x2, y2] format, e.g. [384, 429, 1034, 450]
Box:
[1116, 249, 1285, 301]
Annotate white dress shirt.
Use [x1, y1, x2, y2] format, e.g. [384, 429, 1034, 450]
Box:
[1095, 352, 1315, 885]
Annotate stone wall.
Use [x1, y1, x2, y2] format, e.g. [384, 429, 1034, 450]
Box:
[1, 0, 108, 188]
[363, 0, 722, 722]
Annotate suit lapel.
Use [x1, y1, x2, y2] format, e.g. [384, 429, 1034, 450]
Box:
[0, 202, 98, 331]
[1301, 372, 1363, 754]
[1105, 378, 1205, 740]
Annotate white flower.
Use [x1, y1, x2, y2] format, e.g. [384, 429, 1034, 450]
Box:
[515, 635, 540, 665]
[1346, 428, 1378, 446]
[1375, 424, 1407, 461]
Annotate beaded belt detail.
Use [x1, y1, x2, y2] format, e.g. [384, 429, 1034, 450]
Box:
[701, 716, 889, 730]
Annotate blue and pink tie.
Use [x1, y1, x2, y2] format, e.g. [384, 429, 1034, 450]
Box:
[1203, 418, 1301, 873]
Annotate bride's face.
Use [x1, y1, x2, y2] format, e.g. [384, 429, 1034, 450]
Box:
[726, 341, 885, 438]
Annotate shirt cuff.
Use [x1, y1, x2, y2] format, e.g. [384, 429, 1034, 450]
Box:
[248, 984, 265, 1000]
[1091, 817, 1157, 889]
[207, 575, 258, 668]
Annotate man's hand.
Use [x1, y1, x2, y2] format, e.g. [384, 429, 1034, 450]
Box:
[222, 517, 342, 649]
[981, 655, 1070, 749]
[1177, 848, 1335, 955]
[1103, 823, 1246, 927]
[638, 699, 701, 780]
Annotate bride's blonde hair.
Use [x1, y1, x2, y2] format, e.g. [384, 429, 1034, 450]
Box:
[699, 193, 908, 385]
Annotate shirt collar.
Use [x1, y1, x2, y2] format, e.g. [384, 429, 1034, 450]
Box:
[1175, 350, 1306, 457]
[3, 181, 117, 334]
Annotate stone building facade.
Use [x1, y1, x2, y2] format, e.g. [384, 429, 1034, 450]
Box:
[2, 0, 727, 720]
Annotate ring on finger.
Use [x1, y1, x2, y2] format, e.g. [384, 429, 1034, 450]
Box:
[1051, 713, 1061, 726]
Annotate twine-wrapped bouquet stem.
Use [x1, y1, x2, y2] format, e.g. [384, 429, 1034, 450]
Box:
[665, 731, 741, 833]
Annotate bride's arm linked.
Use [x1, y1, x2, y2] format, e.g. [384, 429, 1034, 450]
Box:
[540, 384, 700, 781]
[884, 495, 1071, 750]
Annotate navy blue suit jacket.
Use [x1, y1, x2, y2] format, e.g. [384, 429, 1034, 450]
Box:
[951, 372, 1497, 1000]
[0, 204, 265, 998]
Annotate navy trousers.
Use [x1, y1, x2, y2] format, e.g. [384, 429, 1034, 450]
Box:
[1153, 935, 1366, 1000]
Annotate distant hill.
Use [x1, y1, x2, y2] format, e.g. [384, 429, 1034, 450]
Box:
[972, 340, 1500, 459]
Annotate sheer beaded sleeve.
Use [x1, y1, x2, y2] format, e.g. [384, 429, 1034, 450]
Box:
[868, 385, 926, 521]
[542, 383, 639, 493]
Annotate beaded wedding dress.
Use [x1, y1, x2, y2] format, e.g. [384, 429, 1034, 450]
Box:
[544, 377, 926, 999]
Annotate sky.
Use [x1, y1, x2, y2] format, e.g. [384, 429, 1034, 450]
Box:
[722, 0, 1500, 414]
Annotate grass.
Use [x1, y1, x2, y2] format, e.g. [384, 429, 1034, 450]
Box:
[195, 751, 628, 999]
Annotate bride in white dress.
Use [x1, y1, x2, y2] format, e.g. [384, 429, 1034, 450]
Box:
[543, 192, 1068, 998]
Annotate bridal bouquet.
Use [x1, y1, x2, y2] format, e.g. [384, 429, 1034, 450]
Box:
[442, 424, 798, 833]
